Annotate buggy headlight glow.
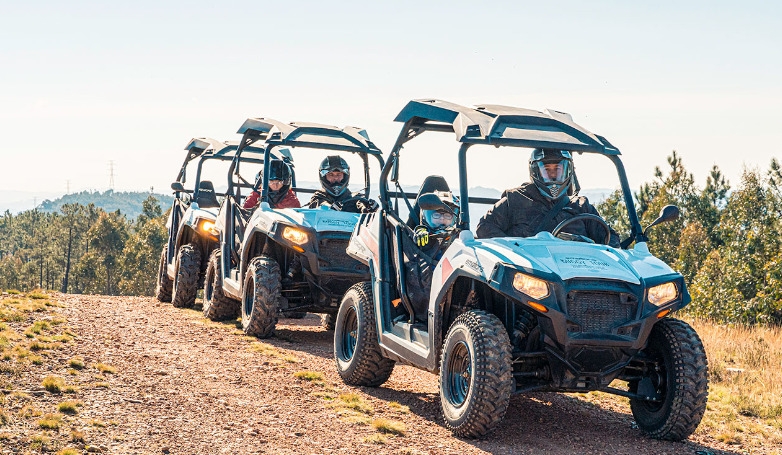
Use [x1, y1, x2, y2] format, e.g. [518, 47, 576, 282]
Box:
[513, 273, 549, 300]
[648, 282, 678, 306]
[200, 220, 218, 236]
[282, 226, 309, 245]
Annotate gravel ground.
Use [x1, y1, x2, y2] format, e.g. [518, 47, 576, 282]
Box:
[2, 293, 752, 454]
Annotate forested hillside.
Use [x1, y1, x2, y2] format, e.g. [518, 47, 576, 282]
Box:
[2, 152, 782, 325]
[0, 196, 167, 296]
[38, 190, 173, 220]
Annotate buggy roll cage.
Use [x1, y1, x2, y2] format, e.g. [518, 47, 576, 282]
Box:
[235, 118, 384, 204]
[177, 137, 269, 202]
[380, 99, 647, 245]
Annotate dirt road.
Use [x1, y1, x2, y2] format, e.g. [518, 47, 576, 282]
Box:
[2, 293, 744, 454]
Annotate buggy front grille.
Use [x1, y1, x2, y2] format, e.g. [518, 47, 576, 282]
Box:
[566, 291, 637, 335]
[317, 237, 360, 271]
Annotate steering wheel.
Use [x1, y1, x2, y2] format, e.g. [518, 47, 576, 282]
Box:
[551, 214, 611, 245]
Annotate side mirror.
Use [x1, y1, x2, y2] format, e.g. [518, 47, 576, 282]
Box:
[643, 204, 680, 235]
[171, 182, 185, 192]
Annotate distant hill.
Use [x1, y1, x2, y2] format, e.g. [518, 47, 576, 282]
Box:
[38, 190, 174, 220]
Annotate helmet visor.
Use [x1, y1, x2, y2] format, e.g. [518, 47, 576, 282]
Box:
[535, 160, 570, 184]
[422, 209, 456, 229]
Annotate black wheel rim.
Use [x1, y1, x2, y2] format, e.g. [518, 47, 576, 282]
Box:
[243, 278, 255, 318]
[446, 340, 471, 407]
[642, 356, 669, 412]
[340, 305, 358, 361]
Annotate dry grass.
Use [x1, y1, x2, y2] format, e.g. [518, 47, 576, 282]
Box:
[333, 392, 374, 415]
[68, 357, 85, 370]
[42, 375, 65, 393]
[57, 400, 83, 415]
[294, 371, 324, 382]
[93, 362, 116, 374]
[372, 418, 406, 435]
[37, 413, 63, 429]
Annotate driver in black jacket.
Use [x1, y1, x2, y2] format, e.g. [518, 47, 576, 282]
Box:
[307, 155, 377, 213]
[476, 148, 620, 247]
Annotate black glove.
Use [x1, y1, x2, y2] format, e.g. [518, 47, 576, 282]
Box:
[355, 198, 379, 213]
[413, 225, 430, 247]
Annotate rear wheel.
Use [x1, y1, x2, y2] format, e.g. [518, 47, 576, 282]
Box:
[440, 310, 513, 439]
[630, 318, 708, 441]
[241, 256, 280, 338]
[154, 246, 172, 302]
[203, 250, 239, 321]
[172, 243, 201, 308]
[334, 282, 395, 387]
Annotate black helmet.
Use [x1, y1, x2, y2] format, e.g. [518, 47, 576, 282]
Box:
[529, 148, 573, 200]
[266, 159, 292, 205]
[319, 155, 350, 198]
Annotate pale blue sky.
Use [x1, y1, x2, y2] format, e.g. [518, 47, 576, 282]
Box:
[1, 1, 780, 206]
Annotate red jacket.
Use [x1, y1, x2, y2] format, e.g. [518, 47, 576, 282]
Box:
[243, 190, 301, 209]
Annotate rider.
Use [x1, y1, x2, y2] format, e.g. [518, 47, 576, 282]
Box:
[411, 190, 460, 259]
[406, 190, 460, 319]
[476, 148, 620, 247]
[307, 155, 377, 213]
[243, 159, 300, 210]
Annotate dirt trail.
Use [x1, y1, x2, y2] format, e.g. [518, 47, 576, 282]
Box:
[8, 293, 743, 454]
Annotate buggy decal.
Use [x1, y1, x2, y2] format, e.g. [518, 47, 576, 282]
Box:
[440, 257, 453, 285]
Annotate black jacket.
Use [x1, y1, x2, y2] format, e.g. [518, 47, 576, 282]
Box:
[475, 182, 620, 247]
[307, 190, 357, 211]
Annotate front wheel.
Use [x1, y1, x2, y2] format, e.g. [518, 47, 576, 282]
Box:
[203, 250, 240, 321]
[241, 256, 281, 338]
[154, 246, 172, 302]
[440, 310, 513, 439]
[172, 243, 201, 308]
[630, 318, 709, 441]
[334, 282, 395, 387]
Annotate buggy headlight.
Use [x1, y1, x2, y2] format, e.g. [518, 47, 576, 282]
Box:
[200, 220, 219, 236]
[513, 273, 549, 300]
[648, 282, 678, 306]
[282, 226, 309, 245]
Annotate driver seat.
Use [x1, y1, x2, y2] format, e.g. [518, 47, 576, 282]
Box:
[406, 175, 451, 228]
[194, 181, 220, 208]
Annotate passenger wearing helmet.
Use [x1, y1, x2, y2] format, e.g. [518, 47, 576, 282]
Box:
[412, 191, 460, 258]
[243, 159, 301, 210]
[405, 191, 460, 321]
[307, 155, 378, 213]
[476, 148, 619, 247]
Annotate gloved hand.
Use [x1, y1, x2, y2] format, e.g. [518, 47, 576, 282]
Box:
[413, 225, 430, 247]
[355, 198, 379, 213]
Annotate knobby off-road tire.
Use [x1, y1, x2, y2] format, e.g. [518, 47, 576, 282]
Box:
[155, 246, 173, 303]
[334, 282, 395, 387]
[202, 250, 240, 321]
[172, 243, 201, 309]
[242, 256, 280, 338]
[440, 309, 514, 439]
[630, 318, 709, 441]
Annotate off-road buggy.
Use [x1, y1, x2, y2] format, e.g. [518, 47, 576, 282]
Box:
[336, 99, 708, 440]
[155, 137, 271, 308]
[204, 118, 384, 338]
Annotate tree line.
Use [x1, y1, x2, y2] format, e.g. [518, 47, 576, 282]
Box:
[0, 196, 166, 297]
[1, 153, 781, 325]
[596, 152, 782, 325]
